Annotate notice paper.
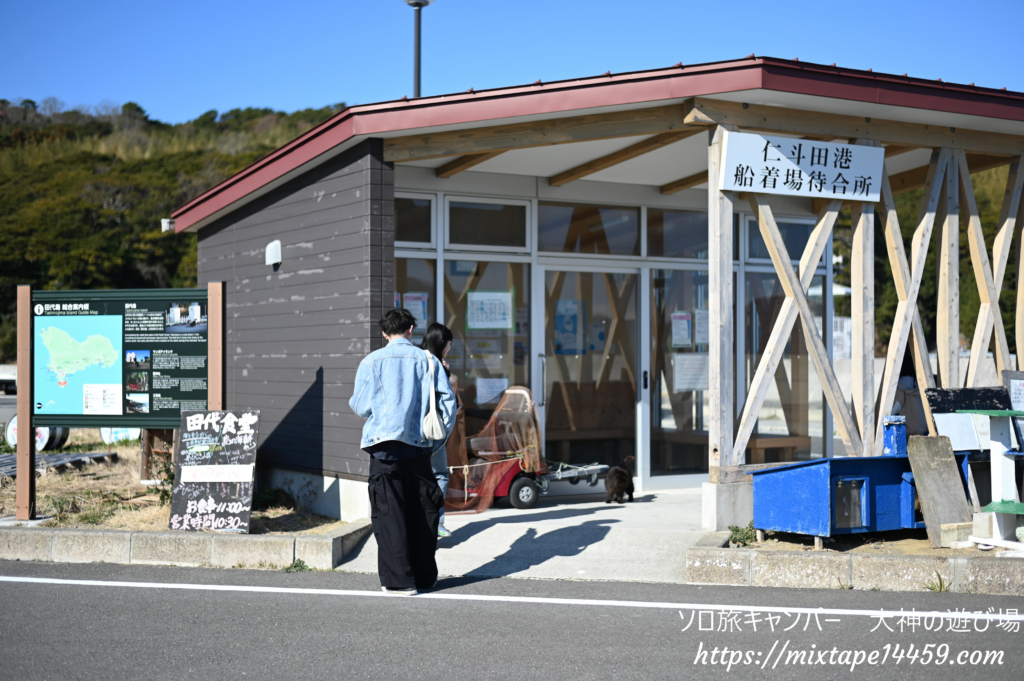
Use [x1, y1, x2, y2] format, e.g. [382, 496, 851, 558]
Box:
[694, 309, 710, 346]
[554, 300, 585, 355]
[673, 353, 709, 393]
[403, 292, 429, 328]
[670, 312, 692, 348]
[476, 377, 509, 404]
[467, 291, 513, 330]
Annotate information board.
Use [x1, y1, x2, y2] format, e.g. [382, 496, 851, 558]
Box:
[32, 289, 210, 428]
[169, 409, 260, 533]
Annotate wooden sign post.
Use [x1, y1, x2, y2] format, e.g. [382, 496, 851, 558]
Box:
[16, 285, 35, 520]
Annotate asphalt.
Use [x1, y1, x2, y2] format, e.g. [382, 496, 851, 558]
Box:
[0, 561, 1021, 680]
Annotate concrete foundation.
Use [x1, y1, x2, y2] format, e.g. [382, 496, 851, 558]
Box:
[701, 482, 753, 532]
[261, 467, 370, 522]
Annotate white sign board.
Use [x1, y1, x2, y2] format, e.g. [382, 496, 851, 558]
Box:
[467, 291, 513, 330]
[719, 130, 885, 203]
[673, 353, 709, 393]
[694, 309, 709, 346]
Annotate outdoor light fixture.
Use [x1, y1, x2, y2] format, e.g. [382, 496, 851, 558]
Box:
[265, 240, 282, 268]
[403, 0, 434, 98]
[160, 218, 175, 232]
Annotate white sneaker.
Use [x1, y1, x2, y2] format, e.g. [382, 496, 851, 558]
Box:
[438, 524, 451, 538]
[381, 586, 418, 596]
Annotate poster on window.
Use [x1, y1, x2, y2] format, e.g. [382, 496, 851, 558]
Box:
[693, 309, 710, 346]
[719, 130, 885, 202]
[671, 312, 692, 348]
[554, 300, 586, 355]
[476, 377, 509, 404]
[673, 353, 709, 393]
[467, 290, 514, 330]
[402, 292, 429, 328]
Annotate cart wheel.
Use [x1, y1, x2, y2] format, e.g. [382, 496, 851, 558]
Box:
[568, 477, 580, 485]
[509, 477, 539, 509]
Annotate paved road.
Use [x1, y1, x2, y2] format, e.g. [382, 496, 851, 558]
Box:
[0, 562, 1021, 680]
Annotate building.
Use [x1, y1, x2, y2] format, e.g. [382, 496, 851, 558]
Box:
[171, 56, 1024, 526]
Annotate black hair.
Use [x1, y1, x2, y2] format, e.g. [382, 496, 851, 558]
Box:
[379, 308, 416, 336]
[420, 323, 453, 376]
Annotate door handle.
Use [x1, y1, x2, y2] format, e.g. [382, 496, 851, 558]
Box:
[538, 354, 547, 406]
[643, 370, 649, 390]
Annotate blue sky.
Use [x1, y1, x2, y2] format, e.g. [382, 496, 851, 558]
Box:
[6, 0, 1024, 124]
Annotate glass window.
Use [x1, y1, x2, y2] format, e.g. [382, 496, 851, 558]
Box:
[744, 271, 826, 463]
[648, 209, 708, 259]
[394, 258, 437, 344]
[748, 217, 819, 264]
[396, 196, 432, 244]
[448, 201, 527, 249]
[650, 269, 713, 475]
[443, 260, 530, 432]
[543, 270, 638, 468]
[538, 202, 639, 255]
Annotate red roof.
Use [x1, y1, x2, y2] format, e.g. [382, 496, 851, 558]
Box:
[172, 55, 1024, 233]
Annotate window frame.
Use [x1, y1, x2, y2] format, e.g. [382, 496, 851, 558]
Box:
[395, 191, 437, 250]
[444, 195, 532, 254]
[536, 198, 644, 260]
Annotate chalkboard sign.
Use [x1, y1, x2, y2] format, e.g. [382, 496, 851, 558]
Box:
[168, 409, 260, 533]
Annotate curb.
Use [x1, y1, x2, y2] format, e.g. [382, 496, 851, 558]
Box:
[0, 520, 373, 571]
[686, 546, 1024, 595]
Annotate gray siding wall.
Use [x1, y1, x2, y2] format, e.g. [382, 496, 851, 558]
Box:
[197, 139, 393, 481]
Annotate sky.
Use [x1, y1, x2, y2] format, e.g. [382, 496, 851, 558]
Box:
[6, 0, 1024, 124]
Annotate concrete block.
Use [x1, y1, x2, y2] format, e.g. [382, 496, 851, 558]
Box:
[994, 513, 1017, 541]
[973, 512, 994, 539]
[52, 530, 131, 564]
[295, 519, 373, 570]
[211, 534, 294, 568]
[686, 548, 750, 586]
[0, 528, 53, 562]
[750, 550, 850, 590]
[262, 467, 370, 522]
[956, 556, 1024, 595]
[130, 532, 212, 567]
[694, 531, 731, 549]
[701, 482, 752, 532]
[939, 522, 973, 547]
[852, 554, 953, 592]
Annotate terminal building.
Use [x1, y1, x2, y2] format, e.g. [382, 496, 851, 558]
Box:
[170, 56, 1024, 525]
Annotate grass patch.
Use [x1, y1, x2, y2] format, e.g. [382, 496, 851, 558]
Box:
[728, 521, 757, 547]
[924, 571, 951, 593]
[284, 559, 311, 573]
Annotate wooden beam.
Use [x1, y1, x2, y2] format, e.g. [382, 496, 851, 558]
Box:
[384, 103, 690, 162]
[885, 145, 918, 157]
[549, 129, 703, 187]
[936, 153, 960, 388]
[683, 98, 1024, 157]
[436, 151, 503, 178]
[850, 141, 876, 456]
[16, 286, 35, 520]
[708, 126, 735, 467]
[660, 171, 708, 195]
[207, 281, 225, 411]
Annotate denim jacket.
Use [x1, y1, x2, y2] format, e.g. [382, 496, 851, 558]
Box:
[348, 337, 457, 452]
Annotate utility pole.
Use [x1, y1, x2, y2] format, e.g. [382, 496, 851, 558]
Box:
[403, 1, 434, 98]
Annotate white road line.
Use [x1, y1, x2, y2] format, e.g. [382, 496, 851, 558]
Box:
[0, 575, 1021, 621]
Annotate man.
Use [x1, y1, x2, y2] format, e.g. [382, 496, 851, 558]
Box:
[349, 308, 456, 595]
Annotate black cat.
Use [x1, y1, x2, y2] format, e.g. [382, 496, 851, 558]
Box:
[605, 455, 634, 504]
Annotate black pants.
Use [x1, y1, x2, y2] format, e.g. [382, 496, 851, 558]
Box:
[368, 453, 443, 590]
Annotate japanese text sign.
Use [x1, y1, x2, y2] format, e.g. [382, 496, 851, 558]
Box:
[719, 130, 885, 202]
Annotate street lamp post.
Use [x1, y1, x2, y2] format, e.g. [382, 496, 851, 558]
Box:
[404, 0, 434, 98]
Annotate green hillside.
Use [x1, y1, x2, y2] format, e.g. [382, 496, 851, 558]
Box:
[0, 98, 344, 361]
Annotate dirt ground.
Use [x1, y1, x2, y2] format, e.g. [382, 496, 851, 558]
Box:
[0, 429, 342, 535]
[741, 529, 990, 557]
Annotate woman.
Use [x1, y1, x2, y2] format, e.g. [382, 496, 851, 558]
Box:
[420, 322, 464, 537]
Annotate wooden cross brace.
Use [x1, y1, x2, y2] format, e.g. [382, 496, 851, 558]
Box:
[873, 150, 949, 452]
[735, 196, 862, 457]
[962, 151, 1024, 386]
